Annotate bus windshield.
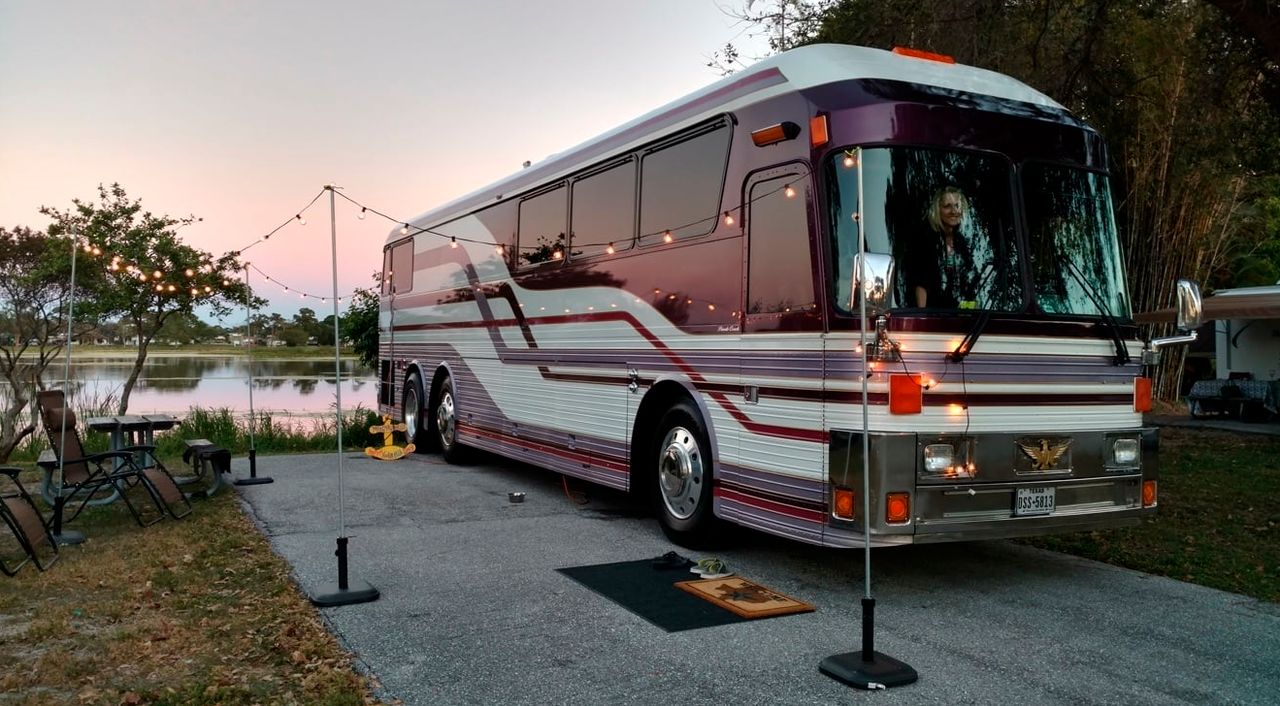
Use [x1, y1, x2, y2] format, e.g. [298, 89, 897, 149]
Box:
[827, 147, 1129, 320]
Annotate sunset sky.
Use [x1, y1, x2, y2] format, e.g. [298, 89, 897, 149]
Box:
[0, 1, 770, 321]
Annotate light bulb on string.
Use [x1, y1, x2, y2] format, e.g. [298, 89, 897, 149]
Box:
[605, 243, 615, 255]
[552, 249, 563, 260]
[723, 211, 735, 226]
[495, 244, 505, 255]
[167, 284, 176, 292]
[784, 184, 796, 198]
[358, 207, 366, 220]
[663, 231, 673, 244]
[153, 270, 163, 279]
[295, 214, 306, 226]
[450, 236, 458, 249]
[400, 223, 409, 235]
[155, 284, 164, 292]
[185, 268, 195, 277]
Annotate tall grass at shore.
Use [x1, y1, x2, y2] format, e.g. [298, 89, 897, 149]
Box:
[7, 401, 384, 465]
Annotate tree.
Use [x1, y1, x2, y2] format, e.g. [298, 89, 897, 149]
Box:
[0, 226, 80, 461]
[40, 183, 260, 414]
[340, 277, 381, 370]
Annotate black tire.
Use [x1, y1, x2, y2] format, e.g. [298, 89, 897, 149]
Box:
[435, 374, 470, 464]
[651, 400, 719, 547]
[401, 372, 436, 452]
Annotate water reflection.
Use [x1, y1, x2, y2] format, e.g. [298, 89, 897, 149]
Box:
[29, 356, 377, 416]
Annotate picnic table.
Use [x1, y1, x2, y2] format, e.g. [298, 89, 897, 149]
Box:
[1186, 379, 1277, 421]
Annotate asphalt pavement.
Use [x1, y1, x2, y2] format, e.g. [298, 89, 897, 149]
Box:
[231, 450, 1280, 706]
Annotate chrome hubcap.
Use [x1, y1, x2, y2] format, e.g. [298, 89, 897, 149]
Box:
[658, 426, 703, 520]
[404, 387, 419, 436]
[437, 391, 455, 448]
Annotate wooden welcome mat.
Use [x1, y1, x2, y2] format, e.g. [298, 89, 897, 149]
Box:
[675, 576, 815, 619]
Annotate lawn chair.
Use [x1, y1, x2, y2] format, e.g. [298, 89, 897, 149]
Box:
[0, 466, 58, 576]
[36, 391, 191, 526]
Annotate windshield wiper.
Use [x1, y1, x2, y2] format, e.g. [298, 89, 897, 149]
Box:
[947, 260, 1001, 363]
[1060, 254, 1131, 365]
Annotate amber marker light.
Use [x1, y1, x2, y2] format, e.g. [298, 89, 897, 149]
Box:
[889, 374, 923, 414]
[809, 114, 829, 147]
[885, 492, 911, 524]
[1134, 376, 1153, 412]
[833, 487, 856, 520]
[750, 121, 801, 147]
[892, 46, 956, 64]
[1142, 479, 1158, 507]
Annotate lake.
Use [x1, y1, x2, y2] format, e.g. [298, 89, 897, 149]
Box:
[34, 355, 378, 419]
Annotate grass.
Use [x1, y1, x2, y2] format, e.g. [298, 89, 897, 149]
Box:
[1018, 427, 1280, 602]
[0, 489, 391, 706]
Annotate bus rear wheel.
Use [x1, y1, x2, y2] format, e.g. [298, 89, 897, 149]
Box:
[435, 374, 470, 464]
[652, 401, 718, 546]
[401, 373, 436, 452]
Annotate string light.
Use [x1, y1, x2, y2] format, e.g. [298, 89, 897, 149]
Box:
[295, 214, 306, 226]
[723, 211, 735, 226]
[606, 243, 615, 255]
[663, 231, 673, 243]
[400, 223, 409, 235]
[784, 184, 796, 198]
[450, 236, 458, 249]
[358, 207, 366, 220]
[843, 151, 857, 168]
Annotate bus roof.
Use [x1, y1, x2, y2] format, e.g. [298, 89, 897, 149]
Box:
[391, 44, 1063, 242]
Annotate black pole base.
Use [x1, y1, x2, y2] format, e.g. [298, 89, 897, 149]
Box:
[235, 448, 273, 485]
[819, 651, 918, 689]
[51, 529, 86, 546]
[309, 580, 379, 607]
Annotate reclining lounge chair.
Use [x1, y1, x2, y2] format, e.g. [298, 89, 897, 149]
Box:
[0, 466, 58, 576]
[37, 390, 191, 527]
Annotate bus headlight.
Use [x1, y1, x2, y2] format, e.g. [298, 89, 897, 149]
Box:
[1110, 437, 1140, 468]
[921, 443, 976, 480]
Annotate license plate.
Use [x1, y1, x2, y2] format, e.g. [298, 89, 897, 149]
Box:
[1014, 486, 1055, 516]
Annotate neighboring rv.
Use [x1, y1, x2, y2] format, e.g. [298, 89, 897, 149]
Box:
[377, 44, 1199, 547]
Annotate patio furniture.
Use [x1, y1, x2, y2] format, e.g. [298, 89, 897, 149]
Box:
[0, 466, 58, 576]
[36, 391, 192, 526]
[1186, 379, 1274, 421]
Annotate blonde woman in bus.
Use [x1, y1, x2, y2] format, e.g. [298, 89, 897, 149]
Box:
[908, 185, 977, 308]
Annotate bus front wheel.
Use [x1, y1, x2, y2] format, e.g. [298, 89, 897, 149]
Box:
[652, 401, 718, 546]
[435, 374, 470, 464]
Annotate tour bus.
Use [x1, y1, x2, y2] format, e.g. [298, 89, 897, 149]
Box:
[377, 44, 1200, 547]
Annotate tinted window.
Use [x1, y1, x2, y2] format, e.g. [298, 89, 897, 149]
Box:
[390, 240, 414, 294]
[747, 176, 814, 315]
[639, 122, 731, 245]
[518, 184, 567, 268]
[571, 160, 635, 258]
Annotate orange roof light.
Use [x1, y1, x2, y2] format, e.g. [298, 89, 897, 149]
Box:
[889, 373, 923, 414]
[751, 121, 801, 147]
[1134, 376, 1153, 413]
[892, 46, 956, 64]
[885, 492, 911, 524]
[809, 114, 829, 148]
[832, 487, 856, 520]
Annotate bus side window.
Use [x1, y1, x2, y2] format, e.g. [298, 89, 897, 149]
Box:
[390, 240, 414, 294]
[518, 184, 568, 268]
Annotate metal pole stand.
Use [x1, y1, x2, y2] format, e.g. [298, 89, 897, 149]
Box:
[49, 496, 85, 546]
[309, 536, 379, 607]
[819, 597, 918, 689]
[234, 448, 274, 486]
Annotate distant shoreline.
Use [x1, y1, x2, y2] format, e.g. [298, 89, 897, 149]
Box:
[28, 344, 360, 362]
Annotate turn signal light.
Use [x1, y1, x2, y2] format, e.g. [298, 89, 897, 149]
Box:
[1142, 479, 1157, 507]
[833, 487, 856, 520]
[1134, 377, 1152, 412]
[885, 492, 911, 524]
[889, 374, 923, 414]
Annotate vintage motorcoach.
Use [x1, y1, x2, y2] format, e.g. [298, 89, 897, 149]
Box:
[377, 44, 1199, 547]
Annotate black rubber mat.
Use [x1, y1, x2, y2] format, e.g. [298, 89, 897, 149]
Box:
[556, 558, 745, 632]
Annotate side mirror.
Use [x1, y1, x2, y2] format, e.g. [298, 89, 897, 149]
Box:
[1175, 279, 1202, 332]
[851, 253, 895, 317]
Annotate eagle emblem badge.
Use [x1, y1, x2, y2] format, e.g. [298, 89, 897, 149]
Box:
[1017, 438, 1072, 471]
